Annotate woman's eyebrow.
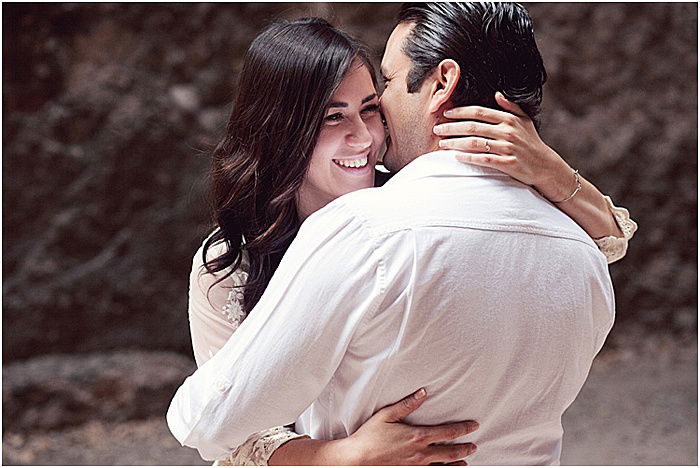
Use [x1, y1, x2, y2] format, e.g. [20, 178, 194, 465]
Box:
[328, 93, 378, 109]
[362, 93, 378, 104]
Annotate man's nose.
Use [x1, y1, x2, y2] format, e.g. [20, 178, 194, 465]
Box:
[378, 98, 388, 127]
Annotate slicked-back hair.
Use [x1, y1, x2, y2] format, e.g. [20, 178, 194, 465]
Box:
[397, 2, 547, 128]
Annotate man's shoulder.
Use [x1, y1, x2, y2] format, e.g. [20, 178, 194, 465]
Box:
[306, 186, 387, 228]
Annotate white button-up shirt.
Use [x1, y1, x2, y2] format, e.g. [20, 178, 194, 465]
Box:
[167, 150, 615, 465]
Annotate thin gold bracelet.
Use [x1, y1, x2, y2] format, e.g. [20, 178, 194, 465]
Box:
[552, 169, 582, 204]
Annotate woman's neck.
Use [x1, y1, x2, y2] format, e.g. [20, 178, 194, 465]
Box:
[295, 188, 332, 222]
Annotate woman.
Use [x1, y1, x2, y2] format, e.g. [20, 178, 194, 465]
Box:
[186, 18, 636, 465]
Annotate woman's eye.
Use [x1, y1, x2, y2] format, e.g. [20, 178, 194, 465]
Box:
[361, 104, 380, 116]
[324, 113, 344, 123]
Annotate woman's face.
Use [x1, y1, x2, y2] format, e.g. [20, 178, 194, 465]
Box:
[297, 62, 385, 219]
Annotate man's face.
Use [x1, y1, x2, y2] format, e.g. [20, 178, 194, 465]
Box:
[380, 22, 435, 172]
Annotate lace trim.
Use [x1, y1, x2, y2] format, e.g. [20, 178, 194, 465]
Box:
[213, 426, 307, 466]
[221, 270, 248, 327]
[214, 271, 307, 465]
[593, 195, 638, 264]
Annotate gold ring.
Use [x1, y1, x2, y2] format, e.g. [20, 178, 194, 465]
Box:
[485, 140, 491, 152]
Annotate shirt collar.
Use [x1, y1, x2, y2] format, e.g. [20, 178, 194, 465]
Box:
[383, 150, 510, 188]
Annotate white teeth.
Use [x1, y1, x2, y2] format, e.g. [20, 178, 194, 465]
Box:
[333, 157, 368, 168]
[333, 157, 367, 168]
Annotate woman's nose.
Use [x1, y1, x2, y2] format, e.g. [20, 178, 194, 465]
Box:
[347, 118, 373, 149]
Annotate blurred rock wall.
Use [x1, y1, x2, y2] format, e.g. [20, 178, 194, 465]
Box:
[3, 3, 697, 362]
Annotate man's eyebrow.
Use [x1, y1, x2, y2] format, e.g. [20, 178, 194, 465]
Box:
[328, 93, 378, 109]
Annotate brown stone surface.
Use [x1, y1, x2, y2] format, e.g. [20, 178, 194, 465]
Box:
[3, 417, 207, 466]
[2, 351, 195, 433]
[2, 340, 696, 465]
[3, 4, 697, 464]
[3, 3, 697, 361]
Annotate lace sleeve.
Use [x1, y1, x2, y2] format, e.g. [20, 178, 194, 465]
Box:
[188, 235, 307, 465]
[593, 195, 638, 264]
[214, 426, 309, 466]
[188, 237, 247, 367]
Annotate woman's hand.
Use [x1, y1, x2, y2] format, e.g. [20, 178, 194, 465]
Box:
[434, 93, 625, 241]
[267, 388, 478, 465]
[434, 92, 575, 202]
[341, 388, 479, 465]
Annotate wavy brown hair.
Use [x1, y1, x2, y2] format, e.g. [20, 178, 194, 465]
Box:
[203, 18, 376, 314]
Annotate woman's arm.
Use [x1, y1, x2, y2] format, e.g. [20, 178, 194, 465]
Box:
[267, 389, 477, 466]
[188, 238, 308, 465]
[188, 239, 478, 466]
[435, 92, 637, 262]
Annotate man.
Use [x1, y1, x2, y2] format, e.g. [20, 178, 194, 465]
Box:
[168, 3, 614, 464]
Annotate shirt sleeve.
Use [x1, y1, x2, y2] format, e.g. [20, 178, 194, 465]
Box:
[167, 201, 387, 461]
[593, 195, 638, 264]
[187, 236, 308, 465]
[187, 238, 242, 367]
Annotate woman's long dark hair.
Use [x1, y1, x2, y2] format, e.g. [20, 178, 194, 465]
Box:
[203, 18, 375, 314]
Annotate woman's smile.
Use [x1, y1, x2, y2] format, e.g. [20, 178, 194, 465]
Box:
[332, 148, 373, 173]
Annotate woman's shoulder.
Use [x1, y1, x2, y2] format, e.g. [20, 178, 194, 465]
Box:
[191, 230, 249, 287]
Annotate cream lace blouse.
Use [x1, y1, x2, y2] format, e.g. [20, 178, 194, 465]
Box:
[187, 196, 637, 465]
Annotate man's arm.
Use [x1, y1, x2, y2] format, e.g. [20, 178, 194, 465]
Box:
[166, 200, 388, 461]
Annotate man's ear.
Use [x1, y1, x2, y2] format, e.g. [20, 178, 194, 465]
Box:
[428, 59, 460, 114]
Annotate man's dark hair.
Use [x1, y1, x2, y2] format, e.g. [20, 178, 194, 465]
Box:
[397, 2, 547, 127]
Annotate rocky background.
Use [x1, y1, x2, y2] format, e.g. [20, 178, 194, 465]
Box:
[3, 3, 697, 465]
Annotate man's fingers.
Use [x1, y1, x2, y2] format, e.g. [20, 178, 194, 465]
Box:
[495, 91, 527, 117]
[425, 442, 478, 464]
[454, 152, 517, 168]
[378, 387, 428, 422]
[443, 105, 514, 124]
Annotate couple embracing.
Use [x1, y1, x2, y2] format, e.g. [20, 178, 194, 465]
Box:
[168, 3, 637, 465]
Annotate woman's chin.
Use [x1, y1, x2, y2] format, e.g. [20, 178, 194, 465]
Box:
[333, 177, 375, 199]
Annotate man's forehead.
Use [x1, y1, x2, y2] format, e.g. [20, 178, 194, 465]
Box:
[381, 22, 413, 73]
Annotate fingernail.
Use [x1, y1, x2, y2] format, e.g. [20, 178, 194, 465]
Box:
[443, 109, 453, 117]
[439, 139, 447, 148]
[415, 388, 427, 399]
[433, 125, 443, 135]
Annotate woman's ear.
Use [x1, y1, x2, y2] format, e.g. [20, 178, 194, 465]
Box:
[428, 59, 461, 114]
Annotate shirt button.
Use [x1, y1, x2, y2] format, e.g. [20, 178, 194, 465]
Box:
[214, 380, 228, 392]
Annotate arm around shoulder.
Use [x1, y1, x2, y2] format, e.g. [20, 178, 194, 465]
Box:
[168, 202, 387, 459]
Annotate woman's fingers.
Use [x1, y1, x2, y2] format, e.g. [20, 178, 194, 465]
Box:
[425, 442, 477, 464]
[443, 93, 527, 123]
[440, 136, 515, 157]
[443, 104, 515, 125]
[433, 121, 501, 140]
[495, 91, 527, 117]
[454, 152, 517, 168]
[377, 387, 428, 422]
